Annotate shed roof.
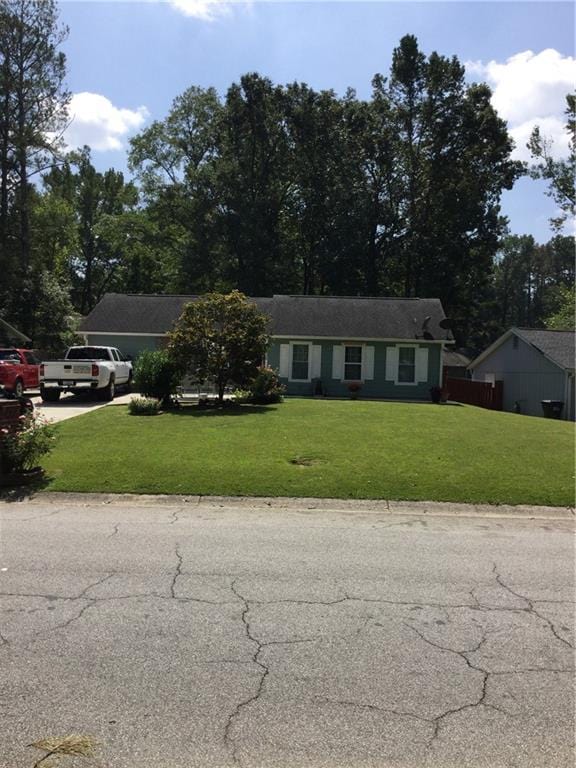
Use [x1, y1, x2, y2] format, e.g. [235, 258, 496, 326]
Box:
[443, 349, 471, 368]
[469, 327, 575, 372]
[515, 328, 575, 371]
[79, 293, 453, 342]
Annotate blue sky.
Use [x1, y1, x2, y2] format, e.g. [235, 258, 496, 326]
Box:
[58, 1, 575, 243]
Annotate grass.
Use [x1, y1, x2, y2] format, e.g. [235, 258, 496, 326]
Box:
[42, 398, 575, 506]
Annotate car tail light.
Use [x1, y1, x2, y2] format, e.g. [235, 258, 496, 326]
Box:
[91, 364, 99, 376]
[40, 363, 44, 375]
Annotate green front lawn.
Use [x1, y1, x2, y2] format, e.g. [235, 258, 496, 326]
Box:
[43, 399, 575, 506]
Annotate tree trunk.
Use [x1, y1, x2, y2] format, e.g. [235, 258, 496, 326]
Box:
[218, 378, 225, 404]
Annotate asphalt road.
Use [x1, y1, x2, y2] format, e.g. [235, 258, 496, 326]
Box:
[0, 498, 574, 768]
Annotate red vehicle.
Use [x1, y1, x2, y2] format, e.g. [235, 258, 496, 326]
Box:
[0, 348, 40, 398]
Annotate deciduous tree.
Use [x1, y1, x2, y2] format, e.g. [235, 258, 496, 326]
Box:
[168, 291, 270, 403]
[529, 95, 575, 233]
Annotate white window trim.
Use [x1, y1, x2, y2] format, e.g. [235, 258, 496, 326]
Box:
[395, 344, 419, 386]
[289, 341, 313, 383]
[341, 343, 364, 382]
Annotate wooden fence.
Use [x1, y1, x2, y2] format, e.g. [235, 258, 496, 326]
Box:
[444, 377, 503, 411]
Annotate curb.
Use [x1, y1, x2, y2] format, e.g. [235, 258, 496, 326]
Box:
[5, 491, 574, 520]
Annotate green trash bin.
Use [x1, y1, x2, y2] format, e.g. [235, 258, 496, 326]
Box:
[541, 400, 564, 419]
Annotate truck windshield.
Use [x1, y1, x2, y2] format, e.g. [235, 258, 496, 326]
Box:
[66, 347, 111, 361]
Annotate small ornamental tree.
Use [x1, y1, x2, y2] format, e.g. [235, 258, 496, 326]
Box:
[168, 291, 270, 403]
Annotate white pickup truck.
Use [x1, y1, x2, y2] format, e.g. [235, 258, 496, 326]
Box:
[40, 346, 133, 402]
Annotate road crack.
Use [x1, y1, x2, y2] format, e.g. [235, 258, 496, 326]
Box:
[314, 696, 434, 743]
[493, 563, 574, 649]
[224, 580, 270, 766]
[107, 523, 120, 539]
[170, 546, 184, 599]
[405, 622, 512, 743]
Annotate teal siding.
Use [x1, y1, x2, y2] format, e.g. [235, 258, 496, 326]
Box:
[84, 334, 161, 360]
[86, 333, 441, 400]
[268, 339, 441, 399]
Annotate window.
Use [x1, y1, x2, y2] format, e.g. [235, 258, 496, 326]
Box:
[66, 347, 111, 361]
[398, 347, 416, 383]
[344, 346, 362, 380]
[291, 344, 310, 380]
[24, 352, 39, 365]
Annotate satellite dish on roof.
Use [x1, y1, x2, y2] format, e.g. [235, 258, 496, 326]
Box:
[439, 318, 453, 329]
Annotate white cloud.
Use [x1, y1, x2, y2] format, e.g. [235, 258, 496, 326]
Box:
[466, 49, 575, 162]
[167, 0, 233, 20]
[64, 92, 149, 152]
[508, 115, 569, 164]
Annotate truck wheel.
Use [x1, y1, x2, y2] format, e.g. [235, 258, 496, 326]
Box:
[100, 377, 115, 402]
[41, 387, 60, 403]
[13, 378, 24, 398]
[125, 373, 133, 394]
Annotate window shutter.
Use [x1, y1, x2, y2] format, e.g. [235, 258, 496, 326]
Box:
[311, 345, 322, 378]
[416, 347, 429, 382]
[279, 344, 290, 378]
[332, 345, 344, 379]
[385, 346, 398, 381]
[363, 346, 375, 380]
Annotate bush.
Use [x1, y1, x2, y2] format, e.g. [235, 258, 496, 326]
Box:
[133, 350, 182, 405]
[0, 412, 56, 474]
[128, 397, 161, 416]
[248, 366, 285, 404]
[231, 389, 251, 404]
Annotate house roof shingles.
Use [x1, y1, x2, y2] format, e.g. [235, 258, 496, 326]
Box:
[443, 349, 471, 368]
[80, 293, 453, 342]
[515, 328, 575, 371]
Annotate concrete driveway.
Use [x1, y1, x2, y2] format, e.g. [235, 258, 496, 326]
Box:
[0, 497, 574, 768]
[23, 390, 134, 423]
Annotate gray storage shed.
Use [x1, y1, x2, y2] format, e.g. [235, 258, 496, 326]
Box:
[469, 328, 575, 420]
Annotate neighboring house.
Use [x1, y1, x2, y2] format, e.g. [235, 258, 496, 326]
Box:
[442, 348, 471, 380]
[0, 318, 31, 347]
[79, 293, 454, 400]
[469, 328, 575, 420]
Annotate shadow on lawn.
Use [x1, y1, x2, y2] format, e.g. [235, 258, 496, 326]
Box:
[169, 404, 277, 418]
[0, 472, 51, 503]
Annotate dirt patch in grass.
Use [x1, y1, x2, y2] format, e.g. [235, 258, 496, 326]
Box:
[289, 455, 325, 467]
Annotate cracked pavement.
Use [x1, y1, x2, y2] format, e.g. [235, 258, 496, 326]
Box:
[0, 499, 574, 767]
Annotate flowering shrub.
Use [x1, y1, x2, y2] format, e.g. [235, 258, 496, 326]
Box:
[0, 412, 56, 474]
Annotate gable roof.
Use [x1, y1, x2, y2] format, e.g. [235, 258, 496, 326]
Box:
[443, 349, 471, 368]
[469, 327, 575, 372]
[79, 293, 453, 342]
[515, 328, 575, 370]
